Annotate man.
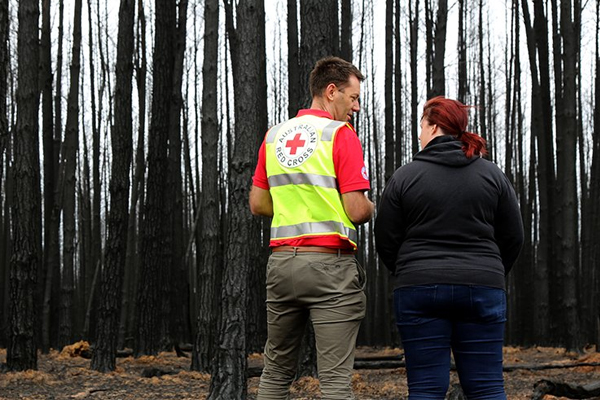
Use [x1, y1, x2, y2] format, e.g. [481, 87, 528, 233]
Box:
[249, 56, 374, 399]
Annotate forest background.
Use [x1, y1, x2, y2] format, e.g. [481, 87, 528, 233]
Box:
[1, 0, 599, 398]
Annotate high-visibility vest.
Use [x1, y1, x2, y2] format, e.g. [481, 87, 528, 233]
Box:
[265, 114, 358, 248]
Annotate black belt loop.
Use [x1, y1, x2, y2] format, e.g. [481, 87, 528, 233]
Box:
[293, 247, 298, 257]
[337, 249, 341, 258]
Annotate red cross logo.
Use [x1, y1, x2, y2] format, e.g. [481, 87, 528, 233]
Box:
[285, 133, 306, 155]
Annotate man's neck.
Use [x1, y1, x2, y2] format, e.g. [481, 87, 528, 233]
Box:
[310, 97, 332, 115]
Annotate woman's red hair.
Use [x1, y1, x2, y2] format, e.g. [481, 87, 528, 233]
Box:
[421, 96, 487, 158]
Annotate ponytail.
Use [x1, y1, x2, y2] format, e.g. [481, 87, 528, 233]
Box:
[460, 131, 487, 158]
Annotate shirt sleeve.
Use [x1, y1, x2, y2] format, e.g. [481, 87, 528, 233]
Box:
[374, 177, 405, 274]
[333, 124, 371, 194]
[252, 139, 269, 190]
[494, 175, 524, 274]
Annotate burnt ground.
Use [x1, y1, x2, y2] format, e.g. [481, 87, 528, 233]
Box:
[1, 343, 600, 399]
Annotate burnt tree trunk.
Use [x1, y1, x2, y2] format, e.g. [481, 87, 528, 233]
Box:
[340, 0, 352, 62]
[409, 0, 420, 155]
[430, 0, 447, 97]
[457, 0, 468, 102]
[136, 0, 176, 356]
[521, 0, 553, 344]
[287, 0, 300, 118]
[0, 0, 7, 348]
[394, 0, 404, 168]
[39, 0, 57, 354]
[165, 0, 189, 348]
[8, 0, 41, 371]
[384, 0, 394, 183]
[91, 0, 135, 373]
[553, 0, 581, 351]
[191, 0, 220, 373]
[119, 0, 147, 350]
[86, 0, 102, 342]
[208, 0, 267, 397]
[298, 0, 339, 109]
[58, 0, 83, 350]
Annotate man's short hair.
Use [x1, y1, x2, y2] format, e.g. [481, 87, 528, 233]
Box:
[309, 56, 364, 98]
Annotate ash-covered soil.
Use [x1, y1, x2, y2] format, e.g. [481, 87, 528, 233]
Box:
[2, 343, 600, 399]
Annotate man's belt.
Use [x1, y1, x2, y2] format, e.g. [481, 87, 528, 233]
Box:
[271, 245, 356, 255]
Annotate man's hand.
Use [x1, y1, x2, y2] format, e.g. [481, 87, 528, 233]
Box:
[249, 185, 273, 217]
[342, 191, 374, 225]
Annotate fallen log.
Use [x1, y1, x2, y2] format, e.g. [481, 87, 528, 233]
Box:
[503, 361, 600, 372]
[141, 367, 178, 378]
[354, 355, 404, 362]
[246, 357, 405, 378]
[352, 359, 600, 371]
[353, 359, 406, 369]
[249, 359, 600, 375]
[248, 366, 263, 378]
[77, 348, 134, 359]
[531, 379, 600, 400]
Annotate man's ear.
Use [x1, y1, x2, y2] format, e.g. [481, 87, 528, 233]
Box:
[325, 83, 336, 101]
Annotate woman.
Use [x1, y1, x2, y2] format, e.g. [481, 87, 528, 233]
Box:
[375, 96, 524, 399]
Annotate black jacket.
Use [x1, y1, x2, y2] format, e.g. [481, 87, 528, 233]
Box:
[374, 135, 524, 290]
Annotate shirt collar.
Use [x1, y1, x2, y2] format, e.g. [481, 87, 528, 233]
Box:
[296, 109, 333, 119]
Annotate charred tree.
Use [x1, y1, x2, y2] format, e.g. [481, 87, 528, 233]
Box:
[430, 0, 447, 97]
[8, 0, 41, 371]
[287, 0, 300, 118]
[39, 0, 58, 354]
[0, 0, 7, 349]
[208, 0, 267, 397]
[119, 0, 147, 350]
[191, 0, 220, 373]
[384, 0, 394, 182]
[394, 0, 404, 168]
[409, 0, 420, 155]
[58, 0, 83, 350]
[552, 0, 581, 351]
[91, 0, 135, 373]
[582, 0, 600, 349]
[298, 0, 339, 109]
[136, 0, 176, 356]
[505, 0, 535, 346]
[340, 0, 352, 62]
[457, 0, 468, 102]
[165, 0, 189, 348]
[521, 0, 553, 343]
[87, 0, 102, 340]
[477, 0, 489, 155]
[49, 0, 66, 350]
[424, 0, 433, 96]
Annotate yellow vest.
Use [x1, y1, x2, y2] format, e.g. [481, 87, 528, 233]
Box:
[265, 114, 358, 248]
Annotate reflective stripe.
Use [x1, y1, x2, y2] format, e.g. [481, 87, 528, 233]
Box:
[272, 221, 358, 244]
[266, 122, 286, 143]
[321, 120, 345, 141]
[268, 173, 337, 188]
[267, 119, 341, 143]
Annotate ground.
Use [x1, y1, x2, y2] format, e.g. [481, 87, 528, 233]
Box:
[1, 343, 600, 399]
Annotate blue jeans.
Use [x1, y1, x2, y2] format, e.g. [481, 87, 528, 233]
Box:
[394, 284, 507, 400]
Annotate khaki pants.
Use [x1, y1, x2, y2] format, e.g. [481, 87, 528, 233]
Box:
[257, 251, 366, 400]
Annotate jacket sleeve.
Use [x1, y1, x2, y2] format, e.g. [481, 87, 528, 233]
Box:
[374, 178, 405, 274]
[494, 176, 525, 275]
